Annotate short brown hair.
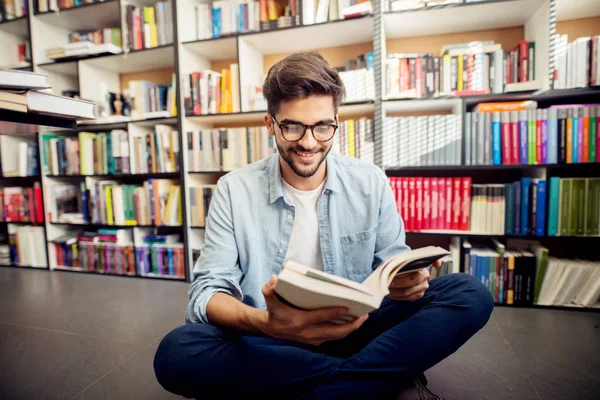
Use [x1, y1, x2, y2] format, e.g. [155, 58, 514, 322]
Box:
[262, 52, 346, 116]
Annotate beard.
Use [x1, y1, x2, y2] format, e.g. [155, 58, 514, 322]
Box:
[277, 141, 331, 178]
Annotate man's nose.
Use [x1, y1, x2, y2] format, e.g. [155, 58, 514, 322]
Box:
[298, 128, 318, 150]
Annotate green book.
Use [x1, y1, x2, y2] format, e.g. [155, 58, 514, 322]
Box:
[559, 179, 571, 236]
[570, 179, 585, 236]
[528, 109, 536, 164]
[586, 179, 600, 236]
[547, 177, 560, 236]
[40, 134, 61, 175]
[590, 107, 597, 162]
[528, 42, 536, 80]
[504, 184, 514, 234]
[532, 245, 548, 304]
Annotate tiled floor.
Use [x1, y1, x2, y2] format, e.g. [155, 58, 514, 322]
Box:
[0, 267, 598, 400]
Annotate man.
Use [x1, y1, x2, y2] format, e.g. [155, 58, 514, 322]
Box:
[154, 52, 494, 400]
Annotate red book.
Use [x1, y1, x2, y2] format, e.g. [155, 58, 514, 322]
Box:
[400, 59, 409, 92]
[501, 112, 511, 164]
[55, 244, 63, 267]
[519, 40, 529, 82]
[536, 117, 542, 164]
[505, 53, 511, 84]
[437, 178, 445, 230]
[34, 183, 44, 224]
[396, 178, 404, 220]
[402, 178, 410, 231]
[451, 178, 461, 230]
[415, 177, 423, 231]
[444, 178, 453, 229]
[408, 178, 416, 232]
[510, 114, 519, 164]
[460, 177, 472, 230]
[422, 178, 431, 230]
[27, 188, 35, 224]
[431, 178, 439, 229]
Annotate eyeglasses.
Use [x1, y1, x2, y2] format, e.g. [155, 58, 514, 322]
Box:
[271, 115, 338, 142]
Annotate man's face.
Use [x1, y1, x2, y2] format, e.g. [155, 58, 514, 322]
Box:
[267, 95, 337, 179]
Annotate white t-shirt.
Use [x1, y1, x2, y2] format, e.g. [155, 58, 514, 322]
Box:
[282, 179, 326, 271]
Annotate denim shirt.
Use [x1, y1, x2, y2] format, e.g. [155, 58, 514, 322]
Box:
[186, 152, 410, 324]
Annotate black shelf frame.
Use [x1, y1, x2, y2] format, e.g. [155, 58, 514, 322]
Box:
[49, 222, 183, 229]
[33, 0, 120, 17]
[0, 221, 45, 226]
[0, 15, 29, 27]
[46, 172, 180, 179]
[0, 109, 76, 133]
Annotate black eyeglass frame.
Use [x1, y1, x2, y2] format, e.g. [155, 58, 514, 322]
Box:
[270, 115, 339, 143]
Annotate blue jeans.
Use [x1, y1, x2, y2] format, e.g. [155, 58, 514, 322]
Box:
[154, 273, 494, 400]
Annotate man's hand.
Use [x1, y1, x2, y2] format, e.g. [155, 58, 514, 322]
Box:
[259, 276, 369, 346]
[387, 260, 441, 301]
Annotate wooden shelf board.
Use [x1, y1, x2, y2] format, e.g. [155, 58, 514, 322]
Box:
[34, 1, 121, 31]
[183, 36, 237, 60]
[186, 111, 265, 125]
[556, 0, 600, 21]
[0, 15, 28, 36]
[240, 16, 374, 55]
[384, 0, 543, 39]
[79, 45, 175, 74]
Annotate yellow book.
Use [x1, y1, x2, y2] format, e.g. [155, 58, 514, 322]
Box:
[220, 69, 227, 114]
[347, 119, 356, 158]
[149, 8, 159, 47]
[169, 131, 176, 172]
[105, 186, 114, 225]
[566, 114, 573, 164]
[506, 254, 515, 305]
[227, 68, 233, 113]
[457, 56, 464, 91]
[442, 54, 451, 93]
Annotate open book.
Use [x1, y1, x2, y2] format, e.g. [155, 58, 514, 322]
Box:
[274, 246, 450, 319]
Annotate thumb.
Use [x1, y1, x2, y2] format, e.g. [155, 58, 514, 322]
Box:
[262, 275, 278, 298]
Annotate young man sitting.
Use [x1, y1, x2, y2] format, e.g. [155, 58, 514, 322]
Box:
[154, 52, 494, 400]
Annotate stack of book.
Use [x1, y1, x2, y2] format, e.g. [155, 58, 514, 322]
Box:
[494, 177, 546, 236]
[183, 65, 241, 115]
[429, 239, 460, 280]
[553, 34, 600, 89]
[0, 135, 39, 177]
[340, 68, 375, 102]
[189, 185, 216, 227]
[261, 0, 301, 30]
[385, 40, 537, 99]
[129, 124, 179, 174]
[195, 1, 261, 40]
[81, 178, 182, 226]
[45, 40, 122, 61]
[37, 0, 105, 12]
[7, 225, 46, 267]
[0, 0, 27, 20]
[128, 76, 177, 119]
[136, 233, 185, 278]
[547, 177, 600, 237]
[42, 130, 130, 176]
[124, 1, 174, 51]
[463, 241, 600, 308]
[383, 114, 462, 167]
[187, 126, 276, 171]
[389, 177, 472, 233]
[465, 102, 599, 166]
[68, 28, 122, 47]
[332, 118, 375, 164]
[0, 183, 44, 224]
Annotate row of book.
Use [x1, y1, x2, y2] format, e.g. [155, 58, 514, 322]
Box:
[4, 225, 47, 268]
[129, 125, 180, 174]
[46, 179, 182, 226]
[67, 28, 122, 47]
[382, 114, 462, 167]
[339, 68, 375, 103]
[0, 136, 39, 177]
[189, 185, 215, 227]
[547, 177, 599, 237]
[465, 102, 600, 166]
[187, 126, 277, 172]
[332, 118, 374, 164]
[195, 1, 262, 40]
[37, 0, 100, 13]
[389, 177, 472, 232]
[553, 34, 600, 90]
[0, 0, 27, 20]
[464, 241, 599, 308]
[385, 39, 536, 99]
[183, 65, 241, 116]
[0, 184, 44, 224]
[123, 1, 174, 51]
[128, 76, 177, 119]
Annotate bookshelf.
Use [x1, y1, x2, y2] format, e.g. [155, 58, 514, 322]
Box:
[3, 0, 595, 309]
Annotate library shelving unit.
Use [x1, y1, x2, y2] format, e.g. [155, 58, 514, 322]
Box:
[9, 0, 598, 309]
[0, 8, 32, 72]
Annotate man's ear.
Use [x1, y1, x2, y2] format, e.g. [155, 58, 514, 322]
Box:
[264, 113, 275, 137]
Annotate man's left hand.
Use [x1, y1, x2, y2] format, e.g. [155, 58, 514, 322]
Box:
[387, 260, 442, 301]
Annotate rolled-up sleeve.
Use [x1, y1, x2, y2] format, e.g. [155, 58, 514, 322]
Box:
[186, 178, 243, 324]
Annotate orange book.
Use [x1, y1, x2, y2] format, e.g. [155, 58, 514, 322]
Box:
[582, 109, 590, 162]
[153, 180, 161, 226]
[474, 101, 537, 113]
[227, 68, 233, 113]
[566, 116, 573, 164]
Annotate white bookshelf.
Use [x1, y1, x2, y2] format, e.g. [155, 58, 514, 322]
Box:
[7, 0, 597, 282]
[0, 16, 30, 69]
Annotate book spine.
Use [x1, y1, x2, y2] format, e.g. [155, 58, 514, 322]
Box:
[519, 110, 528, 164]
[578, 114, 584, 163]
[575, 179, 586, 235]
[547, 108, 558, 164]
[438, 178, 446, 230]
[548, 177, 560, 236]
[460, 177, 472, 231]
[583, 108, 590, 163]
[590, 107, 597, 162]
[528, 110, 536, 164]
[402, 178, 410, 231]
[408, 178, 416, 232]
[452, 178, 461, 230]
[431, 178, 439, 230]
[492, 112, 501, 165]
[423, 178, 431, 231]
[588, 179, 600, 236]
[558, 109, 567, 164]
[445, 178, 452, 230]
[415, 177, 423, 232]
[541, 109, 548, 164]
[535, 180, 546, 236]
[566, 110, 573, 163]
[560, 179, 571, 236]
[510, 111, 519, 164]
[520, 178, 531, 235]
[536, 109, 542, 164]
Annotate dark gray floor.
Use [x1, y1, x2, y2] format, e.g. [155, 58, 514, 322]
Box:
[0, 268, 598, 400]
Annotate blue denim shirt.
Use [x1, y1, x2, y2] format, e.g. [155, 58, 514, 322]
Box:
[186, 152, 410, 324]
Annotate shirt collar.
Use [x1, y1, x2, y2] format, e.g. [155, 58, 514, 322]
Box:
[268, 152, 339, 204]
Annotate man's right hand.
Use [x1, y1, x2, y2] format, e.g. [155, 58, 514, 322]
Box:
[259, 275, 369, 346]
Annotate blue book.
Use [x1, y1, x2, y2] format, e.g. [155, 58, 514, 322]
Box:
[81, 182, 89, 223]
[168, 247, 175, 275]
[492, 112, 502, 165]
[536, 180, 547, 236]
[547, 177, 560, 236]
[519, 110, 528, 164]
[520, 177, 532, 235]
[547, 108, 558, 164]
[366, 52, 375, 69]
[239, 4, 245, 32]
[471, 253, 478, 280]
[514, 181, 521, 235]
[212, 8, 221, 38]
[505, 184, 514, 234]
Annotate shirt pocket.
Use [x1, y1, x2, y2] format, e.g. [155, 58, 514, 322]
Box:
[340, 228, 376, 283]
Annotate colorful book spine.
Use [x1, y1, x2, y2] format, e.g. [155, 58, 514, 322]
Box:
[547, 177, 560, 236]
[519, 111, 527, 164]
[535, 180, 546, 236]
[520, 177, 531, 235]
[492, 112, 501, 165]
